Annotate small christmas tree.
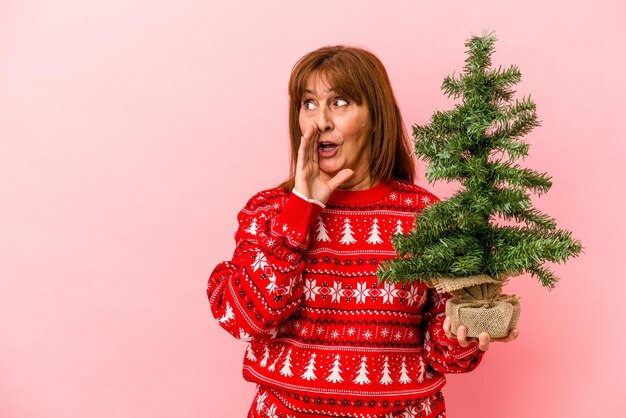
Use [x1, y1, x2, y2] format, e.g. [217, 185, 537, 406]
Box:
[353, 356, 371, 385]
[398, 356, 412, 384]
[325, 354, 344, 383]
[339, 218, 357, 244]
[301, 353, 317, 380]
[379, 356, 393, 385]
[279, 349, 294, 377]
[377, 31, 582, 338]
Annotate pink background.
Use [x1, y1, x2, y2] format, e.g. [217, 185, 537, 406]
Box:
[1, 1, 625, 417]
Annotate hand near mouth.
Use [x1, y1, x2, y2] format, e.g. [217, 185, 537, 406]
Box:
[295, 123, 354, 205]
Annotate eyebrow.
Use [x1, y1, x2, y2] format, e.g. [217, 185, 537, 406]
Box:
[304, 88, 338, 94]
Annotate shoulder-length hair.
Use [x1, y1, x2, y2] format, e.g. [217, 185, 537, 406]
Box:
[277, 45, 415, 191]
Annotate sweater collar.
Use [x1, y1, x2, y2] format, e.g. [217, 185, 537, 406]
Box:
[327, 179, 392, 205]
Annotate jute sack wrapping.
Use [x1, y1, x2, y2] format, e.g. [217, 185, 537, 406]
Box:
[446, 294, 520, 338]
[427, 275, 521, 339]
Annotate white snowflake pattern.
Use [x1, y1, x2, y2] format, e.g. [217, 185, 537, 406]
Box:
[293, 321, 301, 329]
[239, 328, 254, 342]
[265, 270, 278, 294]
[281, 224, 288, 232]
[407, 330, 415, 339]
[354, 281, 369, 304]
[421, 195, 431, 204]
[380, 328, 390, 337]
[267, 238, 276, 247]
[286, 253, 296, 263]
[402, 405, 419, 418]
[432, 292, 446, 309]
[330, 330, 340, 339]
[346, 327, 356, 336]
[251, 250, 269, 272]
[255, 391, 268, 413]
[381, 281, 397, 304]
[363, 330, 373, 340]
[404, 196, 413, 205]
[267, 403, 279, 418]
[406, 285, 421, 307]
[331, 281, 342, 303]
[390, 192, 398, 201]
[394, 331, 402, 340]
[316, 326, 325, 335]
[304, 278, 316, 301]
[299, 326, 308, 336]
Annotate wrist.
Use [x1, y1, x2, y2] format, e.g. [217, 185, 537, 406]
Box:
[292, 188, 325, 208]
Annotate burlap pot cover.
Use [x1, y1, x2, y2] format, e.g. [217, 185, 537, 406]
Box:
[427, 275, 521, 339]
[445, 294, 520, 338]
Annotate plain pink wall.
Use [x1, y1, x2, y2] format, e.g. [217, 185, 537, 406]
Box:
[1, 0, 624, 417]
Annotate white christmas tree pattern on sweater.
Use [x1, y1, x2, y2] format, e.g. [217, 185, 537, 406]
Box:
[399, 356, 412, 384]
[353, 356, 371, 385]
[394, 219, 404, 235]
[245, 217, 258, 235]
[366, 218, 383, 244]
[259, 346, 270, 367]
[379, 356, 393, 385]
[417, 356, 426, 383]
[245, 344, 257, 361]
[315, 216, 331, 242]
[325, 354, 344, 383]
[301, 352, 317, 380]
[339, 218, 357, 244]
[268, 346, 284, 372]
[279, 348, 293, 377]
[217, 302, 234, 324]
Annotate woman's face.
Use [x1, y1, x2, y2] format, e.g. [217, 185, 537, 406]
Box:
[298, 73, 373, 184]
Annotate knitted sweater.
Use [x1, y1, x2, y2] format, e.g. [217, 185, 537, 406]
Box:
[207, 179, 484, 417]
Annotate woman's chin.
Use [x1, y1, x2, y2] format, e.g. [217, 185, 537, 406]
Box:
[319, 163, 342, 177]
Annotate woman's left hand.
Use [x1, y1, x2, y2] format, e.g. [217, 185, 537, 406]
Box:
[443, 316, 519, 352]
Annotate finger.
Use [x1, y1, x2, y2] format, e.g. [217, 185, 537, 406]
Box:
[442, 316, 452, 338]
[310, 124, 319, 164]
[492, 329, 519, 343]
[327, 169, 354, 190]
[478, 332, 491, 351]
[297, 125, 313, 171]
[306, 122, 318, 165]
[456, 325, 469, 347]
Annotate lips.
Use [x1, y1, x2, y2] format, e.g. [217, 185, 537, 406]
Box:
[319, 141, 339, 157]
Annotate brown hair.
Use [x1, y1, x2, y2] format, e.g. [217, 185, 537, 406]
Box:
[277, 45, 416, 191]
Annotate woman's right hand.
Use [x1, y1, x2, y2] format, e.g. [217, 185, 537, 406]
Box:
[294, 123, 354, 204]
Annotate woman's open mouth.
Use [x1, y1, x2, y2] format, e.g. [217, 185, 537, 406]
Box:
[319, 142, 339, 158]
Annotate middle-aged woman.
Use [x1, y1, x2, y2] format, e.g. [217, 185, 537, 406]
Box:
[207, 45, 518, 418]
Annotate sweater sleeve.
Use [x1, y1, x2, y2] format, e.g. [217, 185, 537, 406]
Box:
[207, 190, 323, 342]
[421, 288, 485, 374]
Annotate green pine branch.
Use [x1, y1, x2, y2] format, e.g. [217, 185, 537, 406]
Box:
[377, 31, 583, 289]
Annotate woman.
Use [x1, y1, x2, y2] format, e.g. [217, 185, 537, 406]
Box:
[207, 45, 518, 418]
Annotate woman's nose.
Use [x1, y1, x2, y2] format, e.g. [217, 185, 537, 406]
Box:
[316, 107, 333, 132]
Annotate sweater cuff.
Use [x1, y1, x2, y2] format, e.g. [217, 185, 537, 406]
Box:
[292, 188, 326, 209]
[273, 192, 324, 251]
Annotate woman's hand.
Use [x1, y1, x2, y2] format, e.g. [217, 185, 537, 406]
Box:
[294, 123, 354, 204]
[443, 316, 519, 352]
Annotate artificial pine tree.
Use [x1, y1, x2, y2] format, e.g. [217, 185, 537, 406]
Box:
[377, 31, 582, 338]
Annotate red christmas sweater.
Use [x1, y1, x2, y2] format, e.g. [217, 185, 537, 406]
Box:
[207, 179, 484, 417]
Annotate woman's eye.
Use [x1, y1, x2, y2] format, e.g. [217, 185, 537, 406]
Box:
[334, 98, 349, 107]
[302, 100, 316, 110]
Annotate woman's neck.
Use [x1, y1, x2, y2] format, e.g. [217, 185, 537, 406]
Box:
[337, 173, 374, 191]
